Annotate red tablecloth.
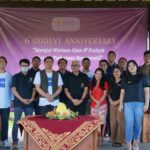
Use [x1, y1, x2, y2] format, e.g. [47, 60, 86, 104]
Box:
[18, 115, 102, 150]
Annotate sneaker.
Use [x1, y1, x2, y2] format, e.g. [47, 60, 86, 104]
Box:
[105, 133, 110, 137]
[0, 141, 2, 147]
[125, 144, 132, 150]
[12, 141, 18, 149]
[0, 140, 10, 148]
[132, 144, 139, 150]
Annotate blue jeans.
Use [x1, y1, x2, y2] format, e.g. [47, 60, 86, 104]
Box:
[124, 102, 144, 143]
[12, 107, 33, 142]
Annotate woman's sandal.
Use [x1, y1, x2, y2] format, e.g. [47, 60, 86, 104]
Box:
[112, 142, 124, 147]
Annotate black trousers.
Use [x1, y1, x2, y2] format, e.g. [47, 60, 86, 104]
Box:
[33, 99, 40, 115]
[67, 100, 86, 115]
[39, 105, 54, 115]
[0, 108, 10, 141]
[105, 98, 111, 136]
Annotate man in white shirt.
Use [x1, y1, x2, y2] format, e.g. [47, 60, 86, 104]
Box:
[34, 56, 63, 115]
[0, 56, 13, 148]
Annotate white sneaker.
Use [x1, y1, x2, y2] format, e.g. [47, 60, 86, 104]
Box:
[0, 141, 2, 147]
[133, 145, 139, 150]
[125, 144, 132, 150]
[0, 140, 10, 148]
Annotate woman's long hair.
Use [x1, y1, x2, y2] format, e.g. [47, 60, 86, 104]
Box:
[111, 66, 122, 83]
[109, 66, 122, 94]
[124, 60, 141, 84]
[90, 68, 105, 90]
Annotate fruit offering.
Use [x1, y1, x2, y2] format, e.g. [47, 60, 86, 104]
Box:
[46, 102, 78, 120]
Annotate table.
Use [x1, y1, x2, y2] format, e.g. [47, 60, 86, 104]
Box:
[18, 115, 102, 150]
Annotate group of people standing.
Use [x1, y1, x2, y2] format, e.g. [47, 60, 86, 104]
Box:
[0, 50, 149, 150]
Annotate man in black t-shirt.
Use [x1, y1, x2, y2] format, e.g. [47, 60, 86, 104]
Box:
[12, 59, 36, 149]
[28, 56, 41, 115]
[64, 60, 88, 115]
[57, 58, 71, 105]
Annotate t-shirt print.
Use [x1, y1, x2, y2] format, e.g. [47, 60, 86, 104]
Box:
[0, 78, 5, 88]
[48, 77, 52, 86]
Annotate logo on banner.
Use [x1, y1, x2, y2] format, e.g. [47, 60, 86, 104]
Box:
[51, 17, 80, 32]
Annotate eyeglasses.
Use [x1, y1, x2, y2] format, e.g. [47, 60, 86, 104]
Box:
[71, 65, 79, 67]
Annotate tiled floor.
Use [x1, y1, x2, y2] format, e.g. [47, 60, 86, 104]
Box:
[100, 140, 150, 150]
[0, 141, 150, 150]
[0, 130, 149, 150]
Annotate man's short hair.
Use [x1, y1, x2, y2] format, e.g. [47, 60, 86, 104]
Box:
[82, 57, 90, 63]
[58, 58, 68, 65]
[107, 51, 116, 57]
[0, 56, 7, 64]
[144, 50, 150, 56]
[44, 56, 54, 62]
[32, 56, 41, 62]
[99, 59, 109, 66]
[19, 59, 30, 65]
[118, 57, 127, 62]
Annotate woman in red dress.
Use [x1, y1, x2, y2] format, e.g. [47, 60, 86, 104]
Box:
[90, 68, 109, 139]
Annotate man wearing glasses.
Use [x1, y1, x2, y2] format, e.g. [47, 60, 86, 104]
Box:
[64, 60, 88, 115]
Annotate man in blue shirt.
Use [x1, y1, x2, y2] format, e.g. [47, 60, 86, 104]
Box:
[0, 56, 13, 148]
